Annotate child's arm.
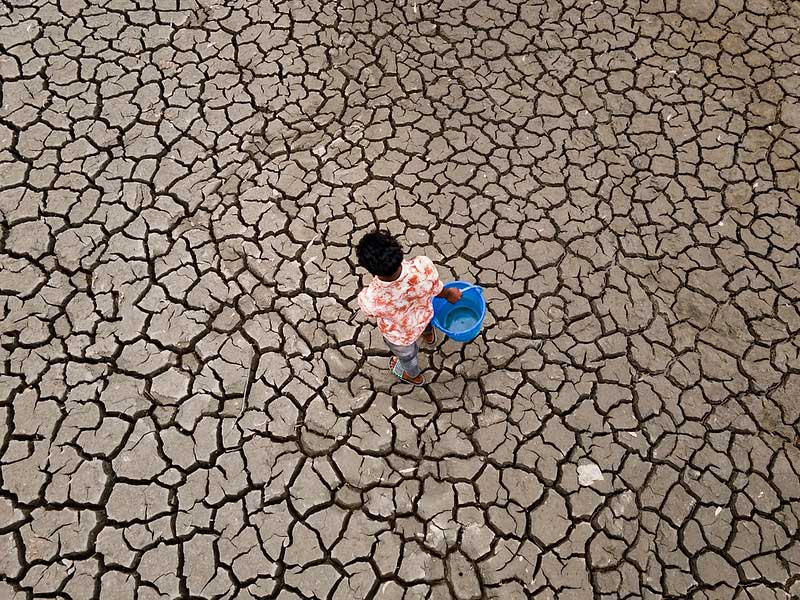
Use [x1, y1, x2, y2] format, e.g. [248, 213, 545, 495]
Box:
[419, 257, 462, 304]
[357, 289, 378, 318]
[436, 287, 462, 304]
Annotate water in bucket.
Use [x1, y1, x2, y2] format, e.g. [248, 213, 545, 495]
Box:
[432, 281, 486, 342]
[444, 306, 479, 333]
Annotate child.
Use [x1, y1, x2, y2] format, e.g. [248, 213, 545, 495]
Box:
[356, 230, 461, 385]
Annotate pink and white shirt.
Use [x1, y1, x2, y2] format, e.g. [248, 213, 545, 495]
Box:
[358, 256, 444, 346]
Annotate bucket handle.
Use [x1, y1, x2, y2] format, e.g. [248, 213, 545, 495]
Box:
[459, 284, 483, 295]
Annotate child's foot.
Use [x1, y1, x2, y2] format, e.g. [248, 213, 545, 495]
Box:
[420, 328, 436, 347]
[390, 357, 424, 385]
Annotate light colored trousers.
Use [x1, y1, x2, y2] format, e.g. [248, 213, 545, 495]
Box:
[384, 323, 432, 378]
[385, 338, 421, 377]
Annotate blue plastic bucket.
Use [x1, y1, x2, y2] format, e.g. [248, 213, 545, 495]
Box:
[431, 281, 486, 342]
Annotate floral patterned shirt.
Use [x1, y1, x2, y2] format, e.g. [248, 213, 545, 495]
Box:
[358, 256, 444, 346]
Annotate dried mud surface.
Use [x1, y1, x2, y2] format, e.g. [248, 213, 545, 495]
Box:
[1, 0, 800, 598]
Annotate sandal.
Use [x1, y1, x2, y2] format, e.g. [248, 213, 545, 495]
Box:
[420, 328, 436, 347]
[390, 357, 424, 386]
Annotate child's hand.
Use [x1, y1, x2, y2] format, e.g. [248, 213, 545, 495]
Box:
[439, 288, 462, 304]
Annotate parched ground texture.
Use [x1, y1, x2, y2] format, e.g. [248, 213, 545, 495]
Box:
[1, 0, 800, 598]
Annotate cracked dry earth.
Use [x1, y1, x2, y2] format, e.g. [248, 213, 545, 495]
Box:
[2, 0, 800, 598]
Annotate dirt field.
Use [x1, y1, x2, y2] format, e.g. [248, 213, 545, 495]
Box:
[1, 0, 800, 598]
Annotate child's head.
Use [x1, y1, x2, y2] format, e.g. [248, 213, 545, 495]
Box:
[356, 230, 403, 278]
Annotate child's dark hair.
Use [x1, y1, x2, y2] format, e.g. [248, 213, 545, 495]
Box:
[356, 230, 403, 277]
